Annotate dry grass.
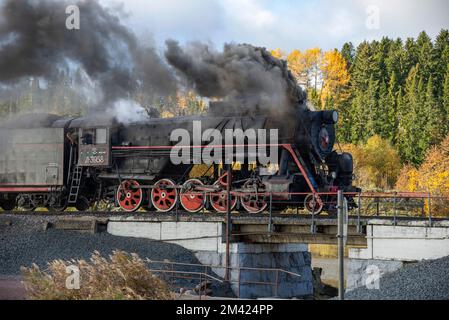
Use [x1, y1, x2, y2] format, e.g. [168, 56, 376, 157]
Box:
[21, 250, 174, 300]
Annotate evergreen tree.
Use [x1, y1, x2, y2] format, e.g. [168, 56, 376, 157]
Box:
[404, 37, 419, 75]
[377, 80, 389, 138]
[398, 66, 423, 165]
[423, 76, 444, 146]
[416, 31, 435, 83]
[351, 41, 378, 91]
[349, 90, 365, 143]
[434, 29, 449, 95]
[341, 42, 355, 68]
[365, 75, 380, 137]
[443, 65, 449, 135]
[385, 38, 405, 84]
[385, 72, 398, 142]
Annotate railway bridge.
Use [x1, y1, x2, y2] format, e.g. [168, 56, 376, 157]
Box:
[102, 211, 449, 298]
[5, 204, 448, 298]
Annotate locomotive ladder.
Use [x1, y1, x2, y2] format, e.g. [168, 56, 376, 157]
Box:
[68, 166, 83, 204]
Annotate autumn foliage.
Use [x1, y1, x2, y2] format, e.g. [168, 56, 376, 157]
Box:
[341, 135, 402, 191]
[396, 135, 449, 215]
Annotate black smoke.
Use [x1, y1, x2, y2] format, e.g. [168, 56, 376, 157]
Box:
[0, 0, 305, 118]
[0, 0, 176, 107]
[164, 40, 305, 115]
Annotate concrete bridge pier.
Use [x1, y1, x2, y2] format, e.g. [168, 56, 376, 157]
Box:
[347, 219, 449, 291]
[107, 217, 313, 299]
[196, 243, 313, 299]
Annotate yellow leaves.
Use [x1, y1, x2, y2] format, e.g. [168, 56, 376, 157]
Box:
[395, 134, 449, 216]
[270, 48, 286, 59]
[285, 48, 321, 87]
[320, 50, 350, 106]
[160, 110, 175, 118]
[396, 165, 420, 192]
[341, 135, 401, 190]
[270, 47, 350, 110]
[162, 91, 207, 117]
[286, 49, 304, 82]
[396, 135, 449, 196]
[176, 93, 188, 110]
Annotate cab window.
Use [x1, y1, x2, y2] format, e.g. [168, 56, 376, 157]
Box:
[79, 128, 107, 145]
[96, 128, 107, 144]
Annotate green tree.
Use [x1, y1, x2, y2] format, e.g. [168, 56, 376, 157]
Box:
[397, 66, 425, 165]
[341, 42, 355, 68]
[385, 72, 398, 142]
[442, 65, 449, 135]
[365, 75, 380, 137]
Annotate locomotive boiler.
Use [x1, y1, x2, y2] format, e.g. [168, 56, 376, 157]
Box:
[0, 99, 358, 214]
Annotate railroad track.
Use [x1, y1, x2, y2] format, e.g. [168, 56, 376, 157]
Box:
[1, 210, 447, 222]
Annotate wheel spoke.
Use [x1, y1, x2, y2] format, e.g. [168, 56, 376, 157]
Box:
[116, 180, 143, 212]
[180, 179, 206, 213]
[151, 179, 178, 212]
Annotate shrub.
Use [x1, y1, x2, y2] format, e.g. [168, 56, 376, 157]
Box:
[341, 135, 402, 190]
[21, 250, 174, 300]
[396, 134, 449, 216]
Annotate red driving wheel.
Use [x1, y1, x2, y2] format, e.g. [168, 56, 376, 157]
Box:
[180, 179, 206, 213]
[304, 194, 323, 214]
[210, 181, 237, 213]
[116, 180, 143, 212]
[240, 181, 268, 214]
[151, 179, 178, 212]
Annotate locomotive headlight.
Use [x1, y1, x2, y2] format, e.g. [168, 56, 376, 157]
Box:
[332, 111, 339, 124]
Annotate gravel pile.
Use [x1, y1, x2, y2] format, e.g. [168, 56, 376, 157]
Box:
[0, 214, 233, 297]
[345, 256, 449, 300]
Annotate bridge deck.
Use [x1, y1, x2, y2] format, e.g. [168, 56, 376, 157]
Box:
[4, 211, 448, 246]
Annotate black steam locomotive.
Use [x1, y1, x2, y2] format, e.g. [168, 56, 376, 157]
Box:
[0, 100, 357, 214]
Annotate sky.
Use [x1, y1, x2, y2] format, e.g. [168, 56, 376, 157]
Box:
[103, 0, 449, 52]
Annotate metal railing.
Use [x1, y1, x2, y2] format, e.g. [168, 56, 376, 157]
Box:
[145, 259, 302, 299]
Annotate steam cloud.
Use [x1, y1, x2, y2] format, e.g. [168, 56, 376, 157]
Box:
[0, 0, 176, 107]
[0, 0, 305, 121]
[164, 40, 305, 115]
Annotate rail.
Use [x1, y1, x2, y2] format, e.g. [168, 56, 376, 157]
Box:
[145, 258, 302, 299]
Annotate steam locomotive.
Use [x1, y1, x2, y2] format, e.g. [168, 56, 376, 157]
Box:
[0, 100, 358, 214]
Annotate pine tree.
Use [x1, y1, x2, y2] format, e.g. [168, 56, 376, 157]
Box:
[398, 66, 423, 165]
[349, 90, 365, 143]
[385, 38, 405, 85]
[341, 42, 355, 68]
[351, 41, 378, 91]
[385, 72, 398, 142]
[423, 76, 444, 146]
[377, 80, 389, 138]
[434, 29, 449, 95]
[365, 75, 380, 137]
[443, 65, 449, 135]
[416, 31, 435, 83]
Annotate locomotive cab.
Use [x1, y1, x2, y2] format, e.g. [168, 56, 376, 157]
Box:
[69, 116, 116, 168]
[77, 127, 111, 167]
